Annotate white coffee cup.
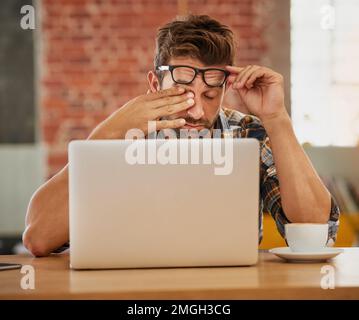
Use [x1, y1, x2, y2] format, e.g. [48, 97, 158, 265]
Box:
[285, 223, 329, 252]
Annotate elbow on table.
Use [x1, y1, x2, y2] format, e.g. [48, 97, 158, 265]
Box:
[22, 226, 52, 257]
[23, 189, 54, 257]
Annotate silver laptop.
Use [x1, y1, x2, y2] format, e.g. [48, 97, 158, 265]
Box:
[68, 138, 259, 269]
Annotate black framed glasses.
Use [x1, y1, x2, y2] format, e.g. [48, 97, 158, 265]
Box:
[156, 65, 230, 87]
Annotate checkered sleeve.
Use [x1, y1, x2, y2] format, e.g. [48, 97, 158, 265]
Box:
[260, 135, 341, 244]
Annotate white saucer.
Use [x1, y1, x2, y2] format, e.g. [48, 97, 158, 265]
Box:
[269, 247, 344, 262]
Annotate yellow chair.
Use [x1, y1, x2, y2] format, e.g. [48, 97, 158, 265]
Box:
[259, 213, 357, 249]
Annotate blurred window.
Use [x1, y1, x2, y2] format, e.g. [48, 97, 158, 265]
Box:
[291, 0, 359, 146]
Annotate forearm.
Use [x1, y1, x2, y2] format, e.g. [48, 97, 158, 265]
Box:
[23, 121, 116, 256]
[23, 166, 70, 257]
[262, 112, 331, 223]
[23, 116, 124, 257]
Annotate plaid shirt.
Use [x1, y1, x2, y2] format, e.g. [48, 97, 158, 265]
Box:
[215, 107, 340, 245]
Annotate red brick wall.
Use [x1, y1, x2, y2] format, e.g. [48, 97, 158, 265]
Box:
[39, 0, 270, 177]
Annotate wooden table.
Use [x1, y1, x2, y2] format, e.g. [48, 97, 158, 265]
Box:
[1, 249, 359, 299]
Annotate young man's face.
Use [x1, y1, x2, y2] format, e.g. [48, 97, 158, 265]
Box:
[148, 56, 228, 131]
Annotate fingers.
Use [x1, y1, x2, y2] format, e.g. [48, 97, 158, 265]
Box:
[156, 118, 186, 131]
[151, 91, 194, 109]
[246, 69, 266, 88]
[225, 65, 245, 73]
[154, 97, 194, 117]
[226, 65, 265, 89]
[226, 74, 237, 87]
[226, 65, 253, 89]
[146, 86, 185, 101]
[234, 65, 258, 89]
[225, 65, 244, 88]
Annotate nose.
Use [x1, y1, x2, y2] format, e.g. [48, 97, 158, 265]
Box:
[187, 97, 204, 120]
[185, 76, 205, 120]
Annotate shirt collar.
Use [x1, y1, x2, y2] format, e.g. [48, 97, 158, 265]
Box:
[214, 108, 230, 131]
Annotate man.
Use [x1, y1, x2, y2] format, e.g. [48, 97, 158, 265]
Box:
[23, 14, 339, 257]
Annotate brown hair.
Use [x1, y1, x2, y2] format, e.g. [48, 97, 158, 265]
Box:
[154, 14, 236, 82]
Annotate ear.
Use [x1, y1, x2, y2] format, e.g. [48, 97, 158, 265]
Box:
[147, 71, 160, 92]
[223, 81, 230, 94]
